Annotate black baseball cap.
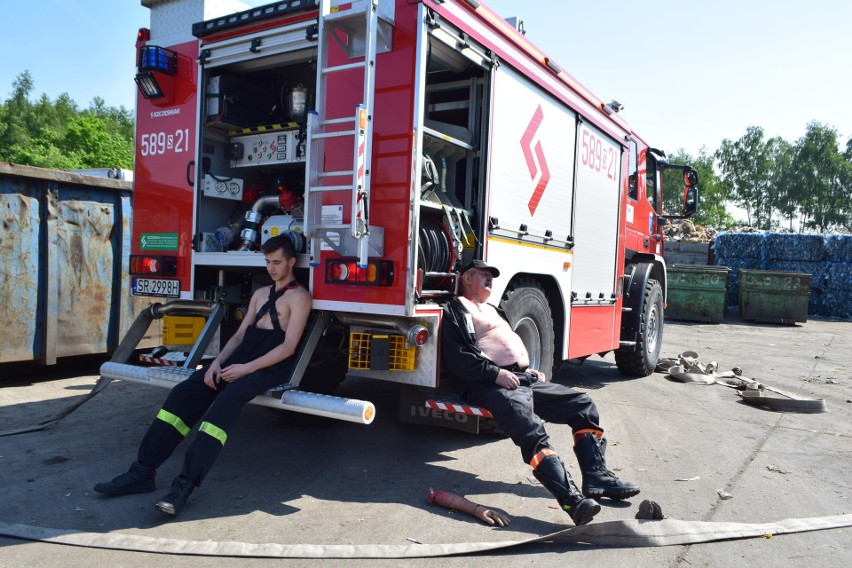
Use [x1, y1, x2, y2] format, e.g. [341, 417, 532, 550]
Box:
[460, 259, 500, 277]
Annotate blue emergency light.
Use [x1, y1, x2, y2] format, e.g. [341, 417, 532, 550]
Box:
[138, 46, 177, 75]
[135, 46, 178, 100]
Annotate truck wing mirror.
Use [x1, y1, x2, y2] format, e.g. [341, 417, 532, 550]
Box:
[682, 184, 699, 218]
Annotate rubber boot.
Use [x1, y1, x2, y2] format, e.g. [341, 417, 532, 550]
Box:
[573, 432, 641, 500]
[155, 475, 195, 516]
[532, 454, 601, 526]
[93, 461, 156, 496]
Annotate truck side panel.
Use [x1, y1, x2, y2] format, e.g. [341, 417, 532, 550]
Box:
[567, 122, 624, 358]
[488, 65, 576, 246]
[133, 38, 199, 299]
[571, 122, 622, 298]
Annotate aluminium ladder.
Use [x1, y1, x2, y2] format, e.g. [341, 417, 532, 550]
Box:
[305, 0, 393, 268]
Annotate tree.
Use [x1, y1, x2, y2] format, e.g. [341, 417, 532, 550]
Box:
[0, 70, 35, 154]
[0, 70, 133, 171]
[63, 113, 133, 169]
[768, 137, 797, 230]
[790, 122, 852, 232]
[716, 126, 776, 229]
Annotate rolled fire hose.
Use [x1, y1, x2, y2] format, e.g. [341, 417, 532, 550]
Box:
[656, 351, 827, 413]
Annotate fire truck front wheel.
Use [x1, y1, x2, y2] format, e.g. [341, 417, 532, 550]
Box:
[499, 279, 556, 378]
[615, 279, 664, 377]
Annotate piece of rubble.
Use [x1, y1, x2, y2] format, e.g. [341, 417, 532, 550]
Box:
[635, 500, 665, 520]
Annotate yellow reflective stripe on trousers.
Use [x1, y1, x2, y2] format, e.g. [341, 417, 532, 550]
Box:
[155, 409, 190, 437]
[199, 421, 227, 446]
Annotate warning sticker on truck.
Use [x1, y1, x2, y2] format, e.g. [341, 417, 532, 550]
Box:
[140, 233, 178, 251]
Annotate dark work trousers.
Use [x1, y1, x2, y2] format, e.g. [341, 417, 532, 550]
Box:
[462, 381, 602, 465]
[137, 325, 291, 486]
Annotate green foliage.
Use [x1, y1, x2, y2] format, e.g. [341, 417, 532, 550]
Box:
[713, 124, 851, 232]
[770, 137, 797, 230]
[716, 126, 777, 229]
[0, 70, 134, 171]
[790, 122, 852, 232]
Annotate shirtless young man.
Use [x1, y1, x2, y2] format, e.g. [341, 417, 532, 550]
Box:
[94, 235, 312, 516]
[441, 260, 639, 526]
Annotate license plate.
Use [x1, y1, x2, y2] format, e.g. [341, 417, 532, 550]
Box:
[133, 277, 180, 297]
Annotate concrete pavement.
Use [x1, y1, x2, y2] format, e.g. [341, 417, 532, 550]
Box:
[0, 315, 850, 566]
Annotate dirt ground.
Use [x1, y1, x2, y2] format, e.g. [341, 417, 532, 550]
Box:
[1, 315, 850, 567]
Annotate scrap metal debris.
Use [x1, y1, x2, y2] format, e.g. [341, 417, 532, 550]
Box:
[635, 500, 665, 520]
[663, 220, 718, 243]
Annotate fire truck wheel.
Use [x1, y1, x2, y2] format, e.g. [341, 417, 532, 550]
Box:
[499, 279, 555, 377]
[615, 279, 664, 377]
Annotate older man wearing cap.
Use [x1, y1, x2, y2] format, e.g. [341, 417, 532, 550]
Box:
[440, 259, 640, 526]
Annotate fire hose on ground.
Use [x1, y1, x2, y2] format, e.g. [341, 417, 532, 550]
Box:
[656, 351, 828, 413]
[0, 513, 850, 558]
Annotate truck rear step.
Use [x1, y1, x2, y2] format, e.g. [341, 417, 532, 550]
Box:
[100, 362, 375, 425]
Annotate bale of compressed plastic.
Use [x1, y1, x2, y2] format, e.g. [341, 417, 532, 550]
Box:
[714, 232, 763, 260]
[763, 233, 825, 261]
[820, 261, 852, 318]
[826, 261, 852, 288]
[824, 234, 852, 263]
[708, 232, 851, 318]
[820, 294, 852, 318]
[762, 260, 826, 285]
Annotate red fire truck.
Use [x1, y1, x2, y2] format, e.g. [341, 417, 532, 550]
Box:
[102, 0, 698, 429]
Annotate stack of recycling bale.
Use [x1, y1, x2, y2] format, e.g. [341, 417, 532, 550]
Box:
[712, 233, 762, 306]
[713, 232, 852, 317]
[762, 233, 827, 315]
[822, 235, 852, 317]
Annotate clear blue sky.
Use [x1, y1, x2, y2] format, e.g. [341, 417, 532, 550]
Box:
[2, 0, 850, 157]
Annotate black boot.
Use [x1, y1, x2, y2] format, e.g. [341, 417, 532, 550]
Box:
[93, 461, 156, 496]
[533, 454, 601, 525]
[155, 475, 195, 516]
[574, 432, 640, 500]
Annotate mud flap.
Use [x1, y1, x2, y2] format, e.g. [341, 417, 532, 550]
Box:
[397, 387, 482, 434]
[620, 262, 654, 347]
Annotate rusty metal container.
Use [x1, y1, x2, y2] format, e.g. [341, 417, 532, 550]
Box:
[665, 265, 730, 322]
[0, 163, 159, 365]
[738, 269, 811, 324]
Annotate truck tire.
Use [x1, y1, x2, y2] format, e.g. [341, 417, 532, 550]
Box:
[615, 279, 663, 377]
[499, 279, 555, 377]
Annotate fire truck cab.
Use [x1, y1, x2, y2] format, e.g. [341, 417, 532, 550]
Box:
[104, 0, 698, 428]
